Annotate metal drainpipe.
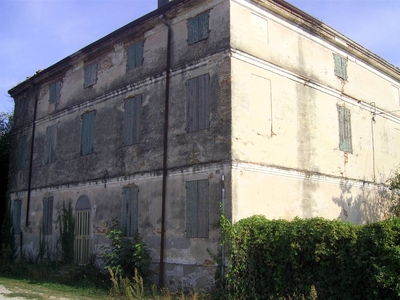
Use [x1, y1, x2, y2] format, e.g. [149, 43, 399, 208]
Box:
[159, 14, 171, 288]
[221, 174, 225, 278]
[26, 78, 39, 228]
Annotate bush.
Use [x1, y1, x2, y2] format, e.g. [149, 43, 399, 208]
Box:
[102, 224, 150, 280]
[221, 215, 400, 300]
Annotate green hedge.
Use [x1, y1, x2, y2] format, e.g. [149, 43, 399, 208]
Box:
[220, 215, 400, 300]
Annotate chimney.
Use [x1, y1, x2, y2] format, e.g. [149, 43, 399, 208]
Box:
[158, 0, 173, 8]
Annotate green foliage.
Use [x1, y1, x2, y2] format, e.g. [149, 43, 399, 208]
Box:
[387, 168, 400, 217]
[0, 199, 15, 265]
[0, 112, 13, 261]
[57, 200, 75, 264]
[221, 215, 400, 300]
[102, 223, 150, 280]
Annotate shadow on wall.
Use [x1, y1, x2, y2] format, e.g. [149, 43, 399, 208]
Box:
[332, 179, 391, 224]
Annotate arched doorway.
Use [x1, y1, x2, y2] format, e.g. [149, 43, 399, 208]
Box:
[74, 195, 91, 264]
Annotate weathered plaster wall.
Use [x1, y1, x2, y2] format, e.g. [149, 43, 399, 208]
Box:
[230, 0, 400, 223]
[9, 0, 231, 291]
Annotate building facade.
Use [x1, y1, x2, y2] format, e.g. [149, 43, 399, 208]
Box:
[8, 0, 400, 290]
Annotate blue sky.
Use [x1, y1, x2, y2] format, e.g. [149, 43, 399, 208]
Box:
[1, 0, 399, 113]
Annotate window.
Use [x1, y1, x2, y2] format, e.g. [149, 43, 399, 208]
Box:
[81, 111, 95, 156]
[333, 54, 348, 81]
[13, 200, 21, 234]
[45, 124, 57, 164]
[42, 196, 53, 235]
[188, 11, 210, 44]
[337, 106, 352, 153]
[17, 136, 26, 171]
[186, 74, 210, 132]
[122, 186, 139, 237]
[127, 41, 144, 70]
[186, 179, 209, 238]
[84, 63, 98, 88]
[49, 81, 61, 103]
[124, 95, 142, 145]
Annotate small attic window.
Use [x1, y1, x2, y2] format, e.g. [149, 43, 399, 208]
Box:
[188, 11, 210, 45]
[84, 63, 98, 88]
[333, 54, 348, 81]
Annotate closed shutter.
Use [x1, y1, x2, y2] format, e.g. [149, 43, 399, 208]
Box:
[43, 196, 53, 235]
[49, 81, 61, 103]
[124, 95, 141, 145]
[188, 16, 199, 44]
[45, 124, 57, 164]
[198, 74, 210, 130]
[338, 106, 352, 153]
[84, 63, 98, 88]
[333, 54, 348, 81]
[81, 111, 95, 155]
[198, 11, 209, 41]
[187, 74, 210, 132]
[17, 136, 26, 171]
[122, 186, 139, 236]
[13, 200, 22, 234]
[187, 77, 199, 132]
[127, 42, 144, 70]
[186, 180, 209, 238]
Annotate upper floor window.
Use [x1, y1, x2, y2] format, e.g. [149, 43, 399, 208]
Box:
[337, 106, 352, 153]
[186, 179, 209, 238]
[49, 81, 61, 103]
[45, 124, 57, 164]
[188, 11, 210, 45]
[84, 63, 98, 88]
[124, 95, 142, 145]
[127, 41, 144, 70]
[186, 74, 210, 132]
[81, 111, 96, 156]
[333, 54, 348, 81]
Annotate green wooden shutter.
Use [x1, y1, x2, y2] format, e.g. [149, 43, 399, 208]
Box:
[45, 124, 56, 164]
[84, 63, 98, 88]
[135, 41, 144, 68]
[49, 81, 61, 103]
[197, 179, 209, 238]
[122, 187, 130, 236]
[187, 77, 199, 132]
[198, 74, 210, 130]
[127, 42, 144, 70]
[334, 54, 348, 81]
[43, 196, 53, 235]
[198, 11, 209, 41]
[338, 106, 352, 153]
[186, 180, 209, 238]
[124, 95, 141, 145]
[17, 136, 26, 171]
[187, 74, 210, 132]
[188, 16, 199, 44]
[81, 111, 95, 155]
[122, 186, 139, 237]
[13, 200, 21, 234]
[186, 181, 198, 237]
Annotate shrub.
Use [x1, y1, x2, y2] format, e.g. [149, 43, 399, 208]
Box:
[221, 215, 400, 300]
[102, 224, 150, 280]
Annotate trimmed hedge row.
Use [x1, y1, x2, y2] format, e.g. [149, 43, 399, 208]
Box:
[220, 215, 400, 300]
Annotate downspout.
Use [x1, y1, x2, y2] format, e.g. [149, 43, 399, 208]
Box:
[159, 14, 172, 287]
[26, 78, 39, 228]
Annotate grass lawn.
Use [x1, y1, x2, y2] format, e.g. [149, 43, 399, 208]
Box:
[0, 276, 110, 300]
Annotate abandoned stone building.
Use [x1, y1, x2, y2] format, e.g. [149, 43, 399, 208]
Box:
[8, 0, 400, 290]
